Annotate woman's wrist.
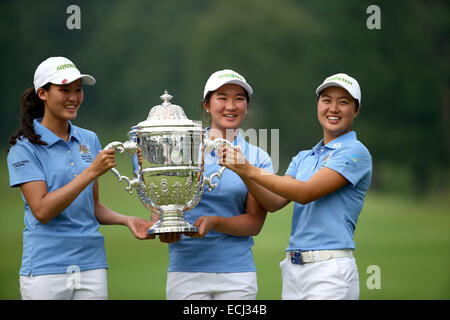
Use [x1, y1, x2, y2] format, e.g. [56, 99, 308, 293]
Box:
[246, 163, 259, 179]
[122, 215, 133, 227]
[83, 165, 99, 182]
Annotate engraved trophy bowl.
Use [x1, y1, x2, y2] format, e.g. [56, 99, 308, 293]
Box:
[103, 90, 233, 234]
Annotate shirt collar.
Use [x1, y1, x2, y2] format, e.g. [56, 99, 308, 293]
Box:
[33, 118, 79, 147]
[312, 130, 357, 153]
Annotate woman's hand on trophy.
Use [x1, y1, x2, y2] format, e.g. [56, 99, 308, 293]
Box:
[190, 216, 219, 237]
[88, 149, 117, 178]
[137, 147, 143, 167]
[125, 216, 155, 240]
[218, 145, 250, 177]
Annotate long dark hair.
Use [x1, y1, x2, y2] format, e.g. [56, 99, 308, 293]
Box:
[7, 83, 51, 151]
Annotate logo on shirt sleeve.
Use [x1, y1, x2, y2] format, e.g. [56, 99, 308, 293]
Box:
[344, 154, 360, 166]
[11, 160, 30, 168]
[351, 154, 359, 163]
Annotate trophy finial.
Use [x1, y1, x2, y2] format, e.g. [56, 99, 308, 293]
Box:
[160, 90, 173, 106]
[144, 90, 188, 121]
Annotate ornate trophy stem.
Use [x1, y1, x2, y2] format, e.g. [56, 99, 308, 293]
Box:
[147, 205, 197, 234]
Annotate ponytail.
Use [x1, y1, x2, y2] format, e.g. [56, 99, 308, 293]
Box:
[7, 84, 50, 151]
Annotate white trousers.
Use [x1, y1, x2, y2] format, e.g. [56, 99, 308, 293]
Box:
[280, 256, 359, 300]
[166, 272, 257, 300]
[19, 268, 108, 300]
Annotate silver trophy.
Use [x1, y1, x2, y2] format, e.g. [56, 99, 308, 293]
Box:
[104, 90, 233, 234]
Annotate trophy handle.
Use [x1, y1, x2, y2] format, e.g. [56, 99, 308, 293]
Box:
[202, 137, 235, 191]
[103, 141, 144, 194]
[203, 137, 235, 154]
[203, 166, 226, 192]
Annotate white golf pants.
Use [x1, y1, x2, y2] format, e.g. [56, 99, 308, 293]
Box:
[166, 271, 257, 300]
[20, 268, 108, 300]
[280, 256, 359, 300]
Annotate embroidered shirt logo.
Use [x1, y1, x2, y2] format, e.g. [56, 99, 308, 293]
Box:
[79, 144, 93, 162]
[11, 160, 30, 168]
[351, 154, 359, 163]
[79, 145, 90, 154]
[319, 153, 331, 168]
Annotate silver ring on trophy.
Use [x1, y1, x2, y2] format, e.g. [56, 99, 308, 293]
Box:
[104, 90, 227, 234]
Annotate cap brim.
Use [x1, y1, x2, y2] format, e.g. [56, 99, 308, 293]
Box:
[205, 79, 253, 98]
[315, 81, 361, 106]
[51, 74, 96, 86]
[80, 74, 96, 85]
[315, 82, 348, 96]
[229, 80, 253, 96]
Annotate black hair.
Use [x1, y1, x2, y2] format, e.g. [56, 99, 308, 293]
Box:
[7, 83, 51, 151]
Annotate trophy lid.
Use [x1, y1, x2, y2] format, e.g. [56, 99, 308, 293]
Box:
[133, 90, 200, 131]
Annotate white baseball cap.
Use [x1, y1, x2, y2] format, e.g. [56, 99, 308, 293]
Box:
[203, 69, 253, 99]
[33, 56, 96, 93]
[315, 73, 361, 106]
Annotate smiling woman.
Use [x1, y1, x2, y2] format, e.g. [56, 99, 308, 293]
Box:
[317, 86, 359, 144]
[203, 83, 249, 139]
[220, 73, 372, 300]
[164, 69, 273, 300]
[6, 56, 154, 300]
[37, 79, 84, 140]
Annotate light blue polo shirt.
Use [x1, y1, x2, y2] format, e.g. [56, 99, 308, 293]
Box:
[7, 118, 108, 276]
[285, 131, 372, 252]
[168, 130, 273, 273]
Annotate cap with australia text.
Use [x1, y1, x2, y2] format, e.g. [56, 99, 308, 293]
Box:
[33, 56, 95, 93]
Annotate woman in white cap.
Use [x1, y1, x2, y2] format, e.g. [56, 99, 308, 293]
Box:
[164, 69, 273, 300]
[7, 56, 153, 300]
[220, 73, 372, 300]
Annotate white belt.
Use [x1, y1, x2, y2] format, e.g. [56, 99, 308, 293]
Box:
[288, 250, 353, 265]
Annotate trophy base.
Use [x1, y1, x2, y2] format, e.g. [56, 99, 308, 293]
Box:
[147, 220, 197, 234]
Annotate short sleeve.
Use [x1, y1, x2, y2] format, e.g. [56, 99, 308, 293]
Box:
[285, 151, 307, 177]
[257, 149, 274, 174]
[324, 142, 372, 186]
[285, 157, 298, 177]
[92, 133, 102, 158]
[7, 142, 45, 188]
[245, 143, 274, 174]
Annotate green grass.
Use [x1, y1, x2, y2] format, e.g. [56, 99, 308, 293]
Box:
[1, 159, 449, 299]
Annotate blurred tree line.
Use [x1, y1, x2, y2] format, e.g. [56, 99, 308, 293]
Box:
[1, 0, 448, 196]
